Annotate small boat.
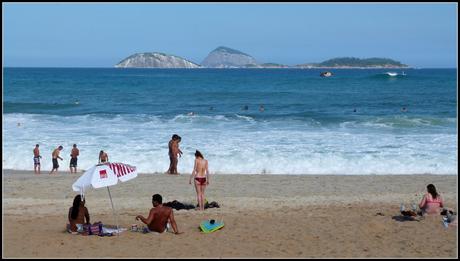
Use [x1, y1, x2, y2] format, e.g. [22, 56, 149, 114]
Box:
[320, 71, 333, 77]
[385, 72, 398, 77]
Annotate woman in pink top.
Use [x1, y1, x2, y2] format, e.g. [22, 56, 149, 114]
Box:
[419, 184, 444, 215]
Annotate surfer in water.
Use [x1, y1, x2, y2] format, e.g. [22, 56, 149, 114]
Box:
[189, 150, 209, 211]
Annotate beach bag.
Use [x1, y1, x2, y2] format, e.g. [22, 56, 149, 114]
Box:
[83, 222, 103, 235]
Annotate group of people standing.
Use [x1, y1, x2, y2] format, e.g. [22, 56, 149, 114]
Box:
[33, 144, 108, 175]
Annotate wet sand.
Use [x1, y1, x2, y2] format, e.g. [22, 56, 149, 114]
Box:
[2, 170, 458, 258]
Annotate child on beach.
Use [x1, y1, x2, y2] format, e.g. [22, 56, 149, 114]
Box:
[419, 184, 444, 215]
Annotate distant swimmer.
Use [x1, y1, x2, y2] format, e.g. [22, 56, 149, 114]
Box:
[353, 108, 357, 113]
[209, 106, 214, 111]
[49, 145, 64, 175]
[33, 144, 42, 174]
[401, 107, 408, 112]
[259, 105, 265, 112]
[187, 112, 195, 116]
[75, 100, 79, 105]
[242, 105, 249, 111]
[17, 122, 21, 127]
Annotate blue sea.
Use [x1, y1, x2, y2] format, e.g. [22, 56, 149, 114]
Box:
[3, 68, 458, 174]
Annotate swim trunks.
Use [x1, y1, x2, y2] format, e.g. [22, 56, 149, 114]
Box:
[33, 157, 40, 166]
[52, 158, 59, 169]
[70, 157, 78, 167]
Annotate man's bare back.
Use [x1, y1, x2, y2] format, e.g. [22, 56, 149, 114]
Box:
[148, 205, 172, 232]
[52, 149, 60, 159]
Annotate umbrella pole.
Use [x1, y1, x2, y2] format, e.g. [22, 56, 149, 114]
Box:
[107, 186, 120, 237]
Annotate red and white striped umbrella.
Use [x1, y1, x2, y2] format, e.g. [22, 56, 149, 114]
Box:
[72, 162, 138, 234]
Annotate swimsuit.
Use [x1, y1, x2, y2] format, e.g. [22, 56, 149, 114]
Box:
[70, 157, 78, 167]
[33, 157, 40, 166]
[195, 177, 207, 185]
[52, 158, 59, 169]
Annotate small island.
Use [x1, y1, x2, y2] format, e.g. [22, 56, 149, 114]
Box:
[296, 57, 408, 69]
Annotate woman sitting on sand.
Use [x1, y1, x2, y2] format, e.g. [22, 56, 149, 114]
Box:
[68, 195, 90, 234]
[419, 184, 444, 215]
[189, 150, 209, 211]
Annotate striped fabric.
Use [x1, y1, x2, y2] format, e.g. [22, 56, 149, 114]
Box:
[108, 163, 136, 178]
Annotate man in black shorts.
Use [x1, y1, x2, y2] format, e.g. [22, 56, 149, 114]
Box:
[49, 145, 63, 175]
[69, 144, 79, 173]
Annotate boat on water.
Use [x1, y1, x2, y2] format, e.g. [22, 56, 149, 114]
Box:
[320, 71, 333, 77]
[385, 71, 407, 77]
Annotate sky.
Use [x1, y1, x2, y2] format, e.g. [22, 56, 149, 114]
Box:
[3, 3, 458, 68]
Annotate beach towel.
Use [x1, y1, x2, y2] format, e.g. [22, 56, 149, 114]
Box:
[200, 219, 224, 234]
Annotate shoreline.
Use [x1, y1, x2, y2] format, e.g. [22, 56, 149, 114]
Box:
[3, 169, 458, 176]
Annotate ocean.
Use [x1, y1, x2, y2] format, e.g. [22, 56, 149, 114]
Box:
[3, 68, 457, 174]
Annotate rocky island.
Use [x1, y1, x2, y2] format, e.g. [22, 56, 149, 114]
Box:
[115, 47, 409, 69]
[296, 57, 408, 69]
[114, 52, 200, 68]
[201, 46, 258, 68]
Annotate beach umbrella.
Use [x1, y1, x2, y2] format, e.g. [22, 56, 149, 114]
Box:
[72, 162, 138, 234]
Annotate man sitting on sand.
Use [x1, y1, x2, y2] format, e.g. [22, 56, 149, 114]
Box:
[49, 145, 63, 174]
[135, 194, 182, 234]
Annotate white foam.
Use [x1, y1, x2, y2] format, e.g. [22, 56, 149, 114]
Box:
[2, 113, 457, 175]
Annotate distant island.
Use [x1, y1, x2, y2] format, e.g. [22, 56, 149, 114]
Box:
[296, 57, 408, 69]
[115, 46, 409, 69]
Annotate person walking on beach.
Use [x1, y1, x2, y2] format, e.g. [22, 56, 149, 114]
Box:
[167, 135, 183, 174]
[135, 194, 182, 234]
[99, 150, 109, 163]
[49, 145, 63, 174]
[33, 144, 42, 174]
[69, 144, 79, 174]
[189, 150, 209, 211]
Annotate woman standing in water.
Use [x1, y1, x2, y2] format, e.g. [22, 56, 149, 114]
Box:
[189, 150, 209, 211]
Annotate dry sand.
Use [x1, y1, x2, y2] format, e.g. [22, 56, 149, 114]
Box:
[2, 170, 458, 258]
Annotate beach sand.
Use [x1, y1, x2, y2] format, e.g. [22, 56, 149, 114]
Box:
[2, 170, 458, 258]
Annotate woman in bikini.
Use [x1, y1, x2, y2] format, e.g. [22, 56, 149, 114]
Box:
[68, 195, 90, 234]
[189, 150, 209, 211]
[419, 184, 444, 215]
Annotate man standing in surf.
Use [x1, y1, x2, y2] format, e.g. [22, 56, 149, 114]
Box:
[167, 134, 183, 174]
[49, 145, 63, 175]
[33, 144, 41, 174]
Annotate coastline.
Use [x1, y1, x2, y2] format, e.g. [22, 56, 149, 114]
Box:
[3, 170, 457, 258]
